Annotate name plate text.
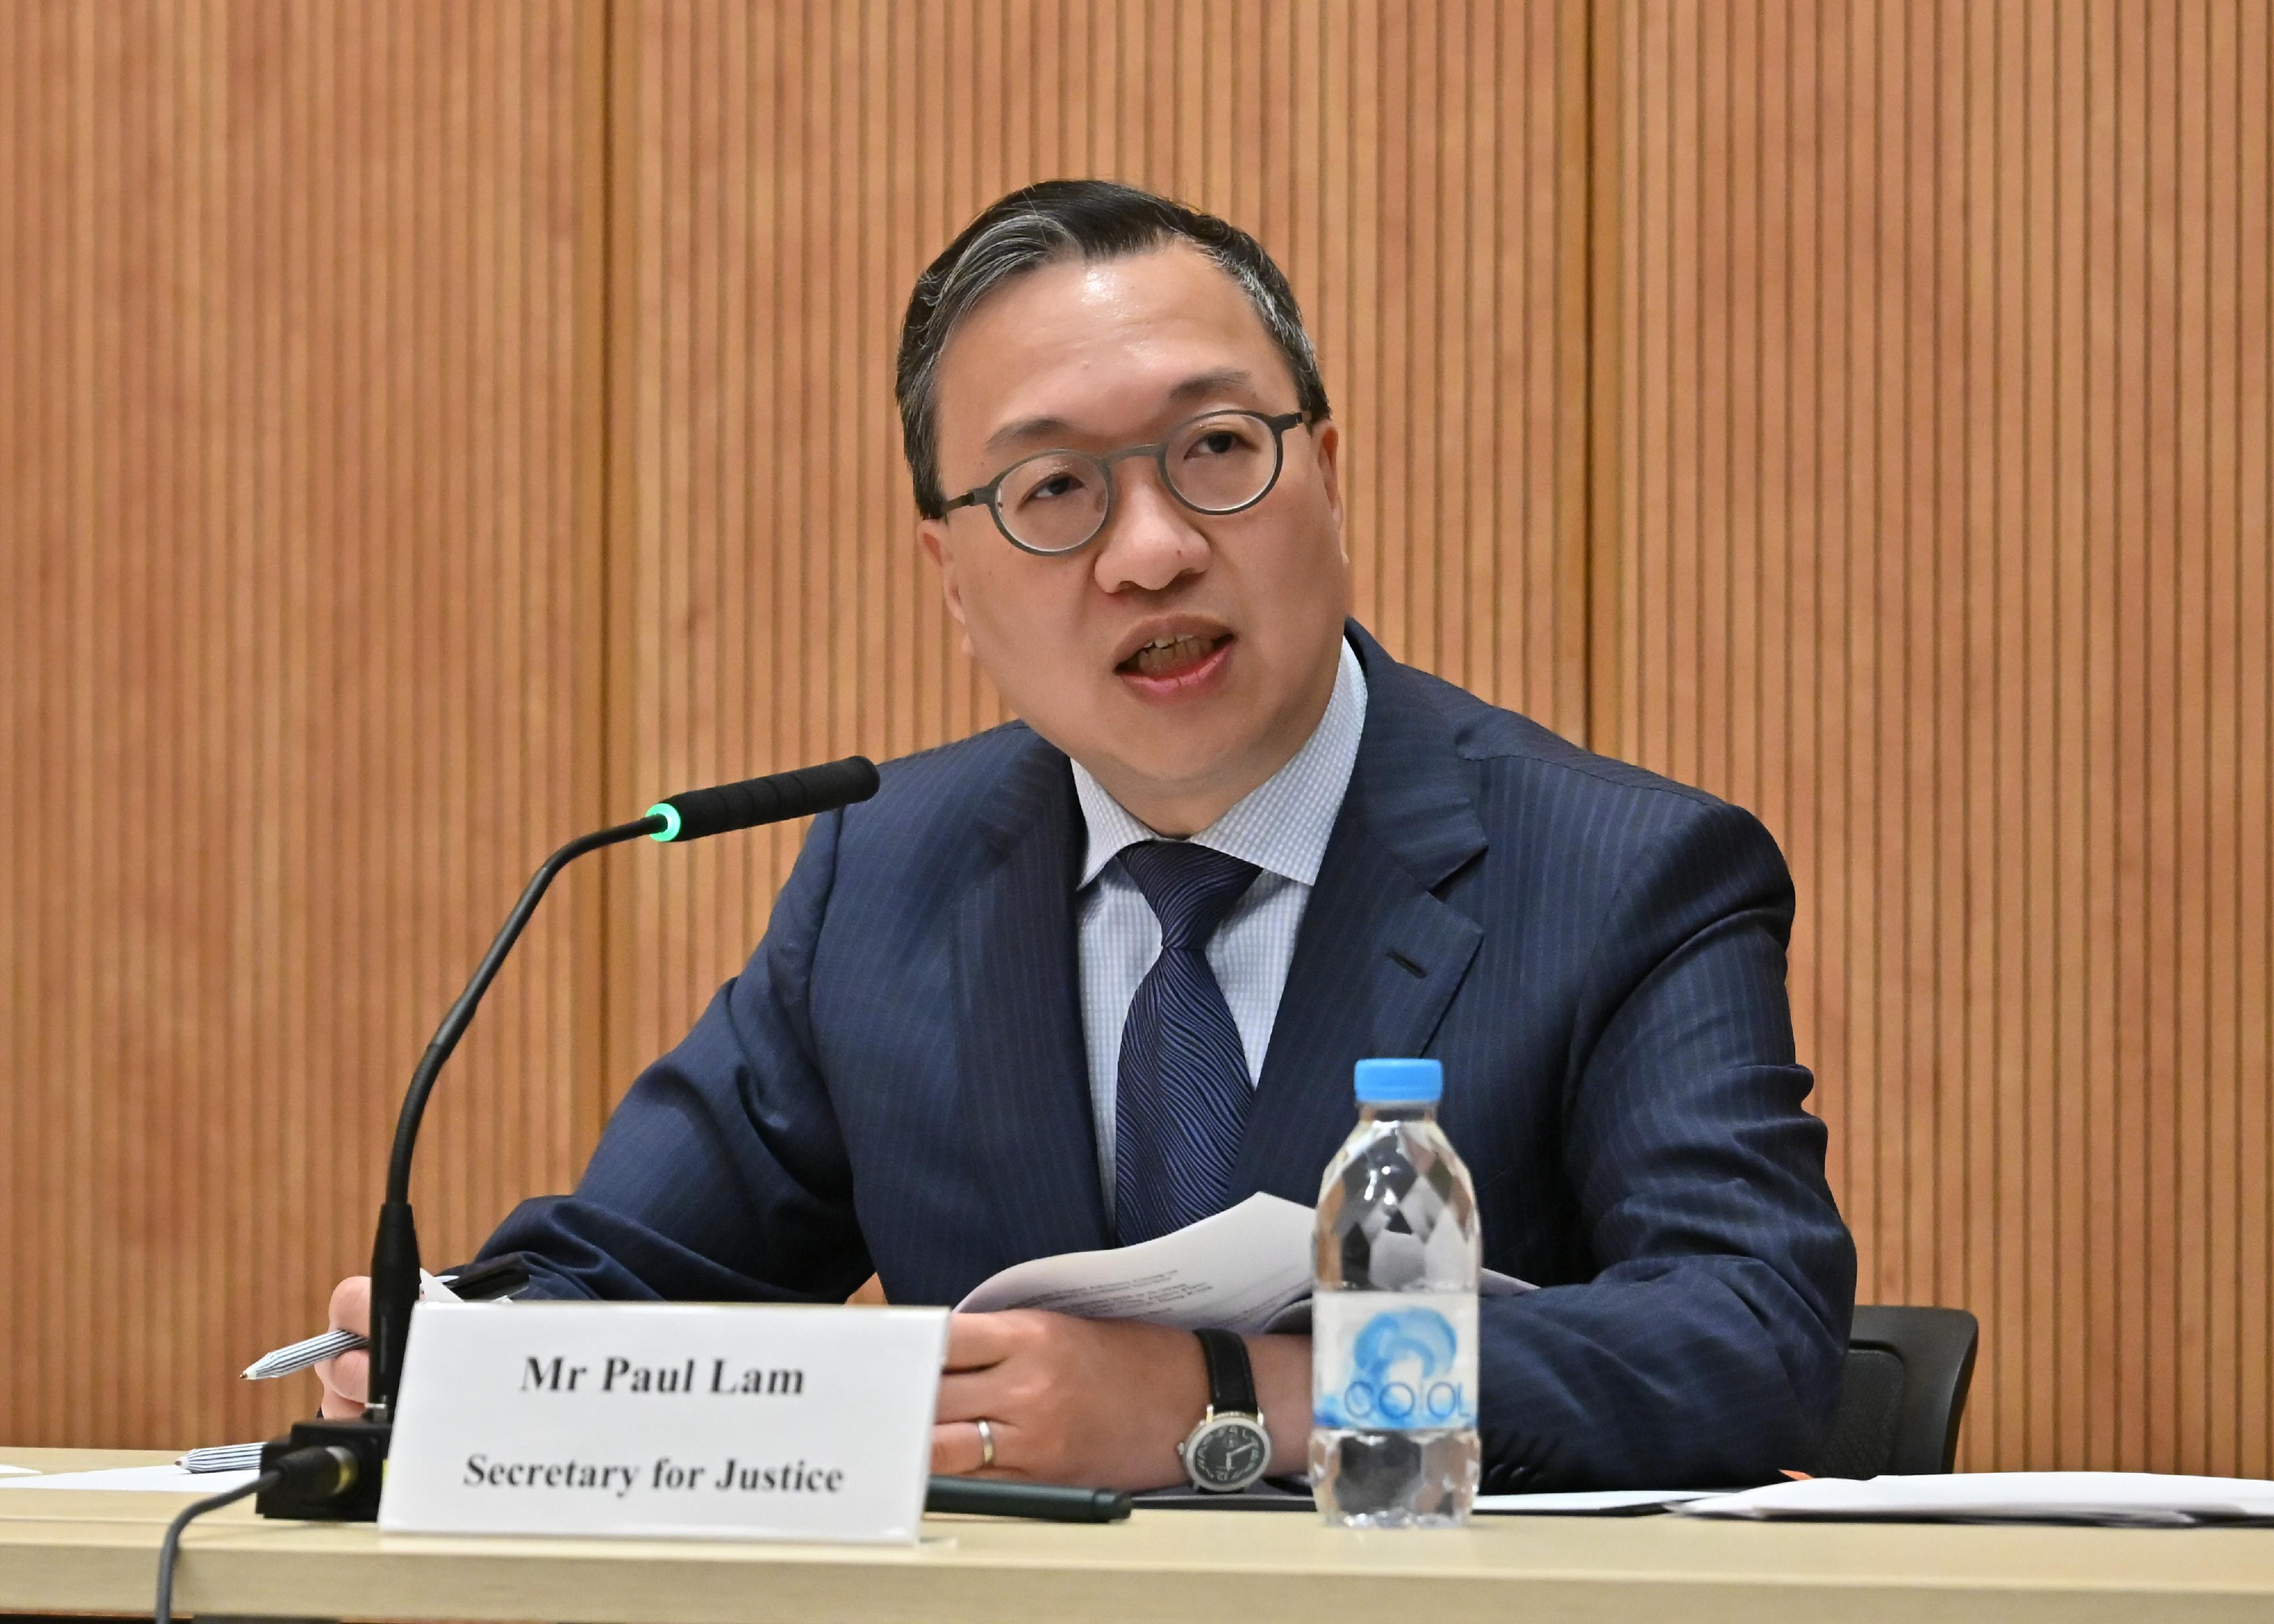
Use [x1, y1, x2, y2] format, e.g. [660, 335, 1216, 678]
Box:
[379, 1301, 948, 1543]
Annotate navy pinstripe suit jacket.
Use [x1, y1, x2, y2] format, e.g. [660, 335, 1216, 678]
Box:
[482, 623, 1857, 1491]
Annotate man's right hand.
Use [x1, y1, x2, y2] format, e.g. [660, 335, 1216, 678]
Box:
[315, 1276, 371, 1419]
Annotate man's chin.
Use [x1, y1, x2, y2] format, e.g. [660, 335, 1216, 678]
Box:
[1064, 732, 1273, 833]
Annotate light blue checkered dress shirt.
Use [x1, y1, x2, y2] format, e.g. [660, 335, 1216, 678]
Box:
[1070, 636, 1367, 1219]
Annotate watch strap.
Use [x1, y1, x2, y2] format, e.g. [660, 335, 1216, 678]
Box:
[1194, 1327, 1259, 1417]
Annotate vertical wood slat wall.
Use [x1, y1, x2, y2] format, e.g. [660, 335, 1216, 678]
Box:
[0, 0, 606, 1449]
[2, 1, 2267, 1478]
[1600, 0, 2272, 1475]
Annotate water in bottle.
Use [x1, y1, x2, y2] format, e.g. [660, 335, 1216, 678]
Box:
[1310, 1057, 1481, 1526]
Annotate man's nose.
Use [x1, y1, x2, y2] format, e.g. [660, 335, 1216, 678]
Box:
[1090, 463, 1210, 595]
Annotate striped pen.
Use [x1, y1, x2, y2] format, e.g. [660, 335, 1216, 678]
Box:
[239, 1327, 367, 1382]
[236, 1258, 528, 1380]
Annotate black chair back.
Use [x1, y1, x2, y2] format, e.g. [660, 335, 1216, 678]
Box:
[1814, 1305, 1979, 1478]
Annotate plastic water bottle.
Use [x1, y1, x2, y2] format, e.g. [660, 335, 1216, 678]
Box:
[1310, 1057, 1481, 1526]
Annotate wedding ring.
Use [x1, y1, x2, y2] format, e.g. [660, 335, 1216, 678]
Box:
[975, 1417, 997, 1470]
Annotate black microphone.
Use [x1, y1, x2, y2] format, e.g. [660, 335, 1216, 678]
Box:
[647, 755, 881, 843]
[256, 756, 878, 1524]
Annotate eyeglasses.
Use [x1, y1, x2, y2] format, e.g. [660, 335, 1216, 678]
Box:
[941, 408, 1313, 556]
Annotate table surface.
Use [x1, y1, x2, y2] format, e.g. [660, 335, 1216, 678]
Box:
[4, 1448, 2273, 1624]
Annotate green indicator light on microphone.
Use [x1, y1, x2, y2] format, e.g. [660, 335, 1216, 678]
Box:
[645, 803, 682, 842]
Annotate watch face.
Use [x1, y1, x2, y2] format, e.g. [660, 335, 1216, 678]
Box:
[1189, 1417, 1270, 1490]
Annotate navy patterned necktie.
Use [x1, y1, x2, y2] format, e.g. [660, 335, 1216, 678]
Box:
[1113, 840, 1263, 1247]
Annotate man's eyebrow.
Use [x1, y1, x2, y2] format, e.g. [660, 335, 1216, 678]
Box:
[983, 413, 1080, 455]
[978, 369, 1264, 456]
[1164, 367, 1256, 405]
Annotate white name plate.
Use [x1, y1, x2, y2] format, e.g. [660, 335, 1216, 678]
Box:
[380, 1301, 949, 1543]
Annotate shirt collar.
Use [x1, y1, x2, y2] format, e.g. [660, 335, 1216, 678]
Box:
[1070, 635, 1367, 890]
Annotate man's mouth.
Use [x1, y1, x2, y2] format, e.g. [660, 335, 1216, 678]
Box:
[1119, 632, 1230, 680]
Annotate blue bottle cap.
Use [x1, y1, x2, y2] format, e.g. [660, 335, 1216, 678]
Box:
[1354, 1057, 1443, 1104]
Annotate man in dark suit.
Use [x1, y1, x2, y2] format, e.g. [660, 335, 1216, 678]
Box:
[317, 180, 1854, 1494]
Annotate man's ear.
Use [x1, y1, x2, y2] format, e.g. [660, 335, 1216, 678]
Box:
[1312, 420, 1345, 551]
[916, 518, 976, 658]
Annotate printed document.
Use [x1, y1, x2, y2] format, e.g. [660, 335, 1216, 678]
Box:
[1679, 1472, 2274, 1526]
[955, 1193, 1532, 1334]
[0, 1463, 259, 1494]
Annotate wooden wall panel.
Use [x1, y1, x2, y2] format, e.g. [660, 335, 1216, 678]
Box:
[604, 0, 1591, 1083]
[0, 0, 604, 1448]
[1601, 0, 2273, 1475]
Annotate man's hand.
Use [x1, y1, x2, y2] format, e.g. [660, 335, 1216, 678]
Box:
[929, 1311, 1310, 1489]
[314, 1276, 371, 1419]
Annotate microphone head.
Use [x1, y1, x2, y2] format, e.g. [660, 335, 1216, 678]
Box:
[648, 755, 880, 842]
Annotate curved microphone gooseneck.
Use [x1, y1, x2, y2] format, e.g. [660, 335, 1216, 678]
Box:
[250, 757, 878, 1528]
[364, 754, 881, 1421]
[362, 815, 651, 1423]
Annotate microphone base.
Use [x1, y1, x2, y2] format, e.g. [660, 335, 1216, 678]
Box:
[255, 1416, 391, 1522]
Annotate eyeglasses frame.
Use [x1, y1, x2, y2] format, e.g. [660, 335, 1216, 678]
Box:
[939, 408, 1314, 556]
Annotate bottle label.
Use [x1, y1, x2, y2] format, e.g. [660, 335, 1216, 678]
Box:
[1310, 1290, 1478, 1431]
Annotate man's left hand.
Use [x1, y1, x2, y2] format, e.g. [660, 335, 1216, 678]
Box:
[931, 1311, 1310, 1489]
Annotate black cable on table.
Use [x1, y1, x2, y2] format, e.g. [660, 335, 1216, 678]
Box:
[157, 1444, 362, 1624]
[155, 1469, 279, 1624]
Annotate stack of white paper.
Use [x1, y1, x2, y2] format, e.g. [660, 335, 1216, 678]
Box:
[1679, 1472, 2274, 1526]
[0, 1464, 260, 1494]
[955, 1193, 1532, 1334]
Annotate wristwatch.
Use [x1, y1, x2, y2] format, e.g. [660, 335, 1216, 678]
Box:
[1177, 1328, 1273, 1493]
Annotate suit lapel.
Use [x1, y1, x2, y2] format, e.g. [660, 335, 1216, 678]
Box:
[954, 732, 1115, 1261]
[1231, 625, 1489, 1204]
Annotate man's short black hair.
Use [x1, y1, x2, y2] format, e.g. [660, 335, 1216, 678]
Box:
[895, 178, 1333, 520]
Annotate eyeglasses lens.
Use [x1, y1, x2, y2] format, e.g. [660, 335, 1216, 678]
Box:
[1164, 412, 1279, 514]
[997, 451, 1111, 554]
